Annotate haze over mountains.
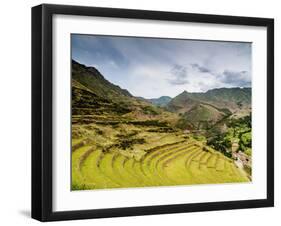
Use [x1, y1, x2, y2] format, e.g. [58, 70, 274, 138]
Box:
[71, 60, 252, 190]
[146, 88, 251, 112]
[147, 96, 172, 107]
[167, 88, 250, 112]
[72, 60, 251, 130]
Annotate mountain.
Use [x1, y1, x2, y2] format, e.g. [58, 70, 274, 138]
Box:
[72, 60, 132, 102]
[167, 91, 199, 113]
[180, 103, 228, 130]
[72, 60, 251, 131]
[71, 61, 252, 189]
[167, 88, 251, 114]
[147, 96, 172, 107]
[71, 60, 178, 124]
[168, 88, 251, 130]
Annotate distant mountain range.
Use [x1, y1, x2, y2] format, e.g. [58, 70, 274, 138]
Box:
[146, 96, 172, 107]
[166, 88, 251, 129]
[72, 60, 251, 130]
[167, 88, 251, 114]
[72, 60, 172, 121]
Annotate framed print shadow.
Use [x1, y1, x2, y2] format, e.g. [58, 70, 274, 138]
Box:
[32, 4, 274, 222]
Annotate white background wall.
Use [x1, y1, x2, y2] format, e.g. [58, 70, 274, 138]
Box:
[0, 0, 279, 225]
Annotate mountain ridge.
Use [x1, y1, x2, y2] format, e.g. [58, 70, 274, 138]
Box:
[72, 60, 251, 131]
[146, 96, 172, 107]
[72, 60, 133, 102]
[167, 87, 251, 114]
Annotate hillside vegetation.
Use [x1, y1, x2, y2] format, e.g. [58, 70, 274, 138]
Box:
[72, 136, 248, 190]
[167, 88, 251, 113]
[71, 60, 251, 190]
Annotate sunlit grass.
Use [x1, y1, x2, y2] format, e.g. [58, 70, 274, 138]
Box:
[72, 125, 249, 190]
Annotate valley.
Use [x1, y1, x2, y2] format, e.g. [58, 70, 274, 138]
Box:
[71, 60, 252, 190]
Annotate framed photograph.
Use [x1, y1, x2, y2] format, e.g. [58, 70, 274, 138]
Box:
[32, 4, 274, 221]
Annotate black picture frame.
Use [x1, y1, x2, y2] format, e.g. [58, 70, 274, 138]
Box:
[32, 4, 274, 222]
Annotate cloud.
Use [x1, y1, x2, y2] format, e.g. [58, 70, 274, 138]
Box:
[217, 70, 251, 87]
[191, 63, 211, 73]
[190, 62, 251, 88]
[72, 34, 252, 98]
[167, 64, 189, 85]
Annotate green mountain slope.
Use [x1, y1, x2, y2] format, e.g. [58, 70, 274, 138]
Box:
[167, 91, 199, 113]
[72, 79, 131, 117]
[72, 60, 132, 102]
[71, 60, 251, 190]
[147, 96, 172, 107]
[182, 103, 228, 130]
[72, 60, 179, 124]
[167, 88, 251, 114]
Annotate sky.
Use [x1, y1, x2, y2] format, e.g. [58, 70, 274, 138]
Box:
[72, 34, 251, 99]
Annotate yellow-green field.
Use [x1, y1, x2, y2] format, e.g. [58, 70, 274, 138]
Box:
[72, 129, 249, 190]
[70, 59, 252, 191]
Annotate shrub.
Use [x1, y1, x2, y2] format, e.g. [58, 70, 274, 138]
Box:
[142, 105, 159, 115]
[116, 130, 138, 139]
[117, 138, 146, 150]
[147, 127, 175, 133]
[96, 129, 103, 135]
[128, 120, 168, 127]
[244, 148, 252, 156]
